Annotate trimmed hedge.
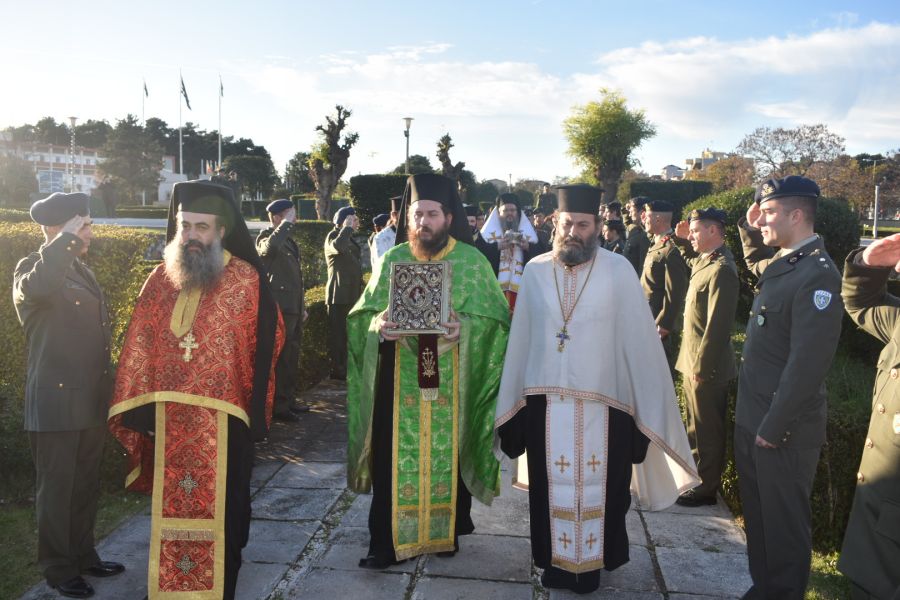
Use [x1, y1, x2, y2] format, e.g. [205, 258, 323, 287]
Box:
[114, 205, 169, 219]
[618, 179, 713, 217]
[348, 174, 407, 234]
[0, 208, 31, 223]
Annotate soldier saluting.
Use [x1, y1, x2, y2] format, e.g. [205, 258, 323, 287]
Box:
[735, 176, 843, 600]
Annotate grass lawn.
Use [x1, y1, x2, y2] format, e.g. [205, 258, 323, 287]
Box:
[807, 551, 852, 600]
[0, 490, 149, 599]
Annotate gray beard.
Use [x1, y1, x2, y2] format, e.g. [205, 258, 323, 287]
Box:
[552, 233, 598, 266]
[163, 237, 225, 291]
[502, 217, 518, 232]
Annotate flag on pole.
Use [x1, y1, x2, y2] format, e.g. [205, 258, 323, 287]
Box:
[143, 79, 149, 97]
[219, 75, 224, 97]
[180, 75, 192, 110]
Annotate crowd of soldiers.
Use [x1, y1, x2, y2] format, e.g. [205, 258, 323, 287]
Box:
[13, 172, 898, 599]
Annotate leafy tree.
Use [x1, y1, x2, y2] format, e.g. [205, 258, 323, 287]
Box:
[0, 154, 38, 207]
[308, 105, 359, 219]
[285, 151, 316, 194]
[34, 117, 71, 146]
[222, 155, 278, 199]
[685, 155, 755, 193]
[98, 114, 163, 204]
[736, 124, 845, 178]
[73, 120, 112, 149]
[390, 154, 434, 175]
[564, 89, 656, 203]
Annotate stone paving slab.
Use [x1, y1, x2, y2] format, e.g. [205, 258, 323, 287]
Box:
[658, 498, 733, 519]
[250, 459, 284, 486]
[251, 487, 342, 521]
[316, 526, 418, 574]
[470, 489, 531, 537]
[282, 566, 410, 598]
[233, 561, 288, 599]
[655, 547, 751, 598]
[422, 534, 533, 582]
[342, 492, 372, 527]
[296, 440, 347, 462]
[600, 544, 659, 592]
[243, 519, 320, 564]
[550, 590, 664, 600]
[266, 461, 346, 489]
[643, 511, 746, 553]
[96, 514, 151, 557]
[626, 508, 647, 546]
[412, 576, 535, 600]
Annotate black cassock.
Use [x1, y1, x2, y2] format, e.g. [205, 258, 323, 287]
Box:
[497, 395, 650, 594]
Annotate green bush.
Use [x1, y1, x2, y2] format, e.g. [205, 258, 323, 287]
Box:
[348, 174, 407, 233]
[712, 330, 872, 552]
[0, 223, 158, 499]
[618, 179, 713, 217]
[0, 208, 31, 223]
[289, 220, 333, 288]
[113, 205, 169, 219]
[298, 284, 328, 391]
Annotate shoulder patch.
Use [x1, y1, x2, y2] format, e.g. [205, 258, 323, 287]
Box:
[813, 290, 832, 311]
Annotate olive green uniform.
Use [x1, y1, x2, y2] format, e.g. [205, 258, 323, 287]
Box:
[623, 223, 651, 275]
[736, 221, 843, 600]
[324, 225, 363, 378]
[257, 220, 304, 416]
[13, 233, 113, 586]
[837, 249, 900, 600]
[640, 232, 689, 375]
[675, 244, 739, 498]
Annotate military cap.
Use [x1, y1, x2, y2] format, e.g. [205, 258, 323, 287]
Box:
[174, 180, 236, 234]
[689, 206, 728, 225]
[754, 175, 820, 205]
[266, 198, 293, 214]
[333, 206, 356, 226]
[605, 219, 627, 235]
[372, 213, 390, 228]
[606, 201, 622, 213]
[556, 184, 602, 215]
[646, 199, 675, 213]
[30, 192, 90, 226]
[532, 207, 546, 216]
[628, 196, 650, 208]
[463, 204, 479, 217]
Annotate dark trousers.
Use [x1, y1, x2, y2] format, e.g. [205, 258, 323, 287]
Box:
[327, 303, 351, 378]
[223, 417, 253, 600]
[273, 312, 302, 415]
[29, 426, 105, 586]
[683, 376, 729, 497]
[734, 426, 820, 600]
[661, 332, 680, 381]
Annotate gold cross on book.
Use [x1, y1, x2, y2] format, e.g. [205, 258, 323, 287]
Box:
[179, 331, 199, 362]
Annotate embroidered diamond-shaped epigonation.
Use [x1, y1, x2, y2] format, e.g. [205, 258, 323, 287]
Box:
[178, 473, 199, 495]
[176, 554, 197, 575]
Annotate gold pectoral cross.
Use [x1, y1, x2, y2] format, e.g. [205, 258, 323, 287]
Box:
[179, 331, 199, 362]
[556, 326, 570, 352]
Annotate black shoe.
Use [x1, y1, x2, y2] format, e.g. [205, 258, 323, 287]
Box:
[675, 490, 717, 507]
[53, 576, 95, 598]
[84, 560, 125, 577]
[358, 555, 407, 570]
[274, 411, 301, 423]
[290, 404, 311, 414]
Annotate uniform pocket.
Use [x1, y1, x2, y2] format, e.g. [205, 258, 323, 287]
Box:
[875, 499, 900, 544]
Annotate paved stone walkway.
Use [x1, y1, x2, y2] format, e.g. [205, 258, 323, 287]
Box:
[22, 380, 751, 599]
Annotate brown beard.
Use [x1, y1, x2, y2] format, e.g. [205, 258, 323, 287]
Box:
[409, 221, 451, 260]
[552, 231, 598, 266]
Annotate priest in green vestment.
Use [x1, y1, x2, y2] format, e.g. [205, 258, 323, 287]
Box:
[347, 173, 510, 568]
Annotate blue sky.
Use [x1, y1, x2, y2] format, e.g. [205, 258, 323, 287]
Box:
[2, 1, 899, 184]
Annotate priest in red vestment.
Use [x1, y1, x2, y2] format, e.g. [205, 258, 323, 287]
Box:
[108, 180, 283, 600]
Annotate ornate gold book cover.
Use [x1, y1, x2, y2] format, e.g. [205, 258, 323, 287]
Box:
[388, 261, 451, 335]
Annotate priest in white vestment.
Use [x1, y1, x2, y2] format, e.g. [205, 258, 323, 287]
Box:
[494, 183, 699, 595]
[480, 192, 541, 310]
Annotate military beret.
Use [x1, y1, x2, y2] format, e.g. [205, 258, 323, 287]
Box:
[689, 207, 728, 225]
[605, 219, 626, 234]
[754, 175, 820, 205]
[373, 213, 390, 227]
[30, 192, 90, 226]
[532, 207, 546, 216]
[606, 201, 622, 213]
[266, 198, 293, 214]
[646, 199, 674, 212]
[333, 206, 356, 226]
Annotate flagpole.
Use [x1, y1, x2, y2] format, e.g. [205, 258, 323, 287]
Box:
[178, 74, 183, 175]
[217, 76, 223, 166]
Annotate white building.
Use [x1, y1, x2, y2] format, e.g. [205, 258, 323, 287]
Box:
[684, 148, 728, 171]
[661, 164, 686, 180]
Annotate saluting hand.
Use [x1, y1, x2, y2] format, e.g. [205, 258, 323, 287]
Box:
[861, 233, 900, 272]
[674, 220, 690, 239]
[755, 435, 777, 449]
[745, 202, 761, 229]
[60, 214, 86, 235]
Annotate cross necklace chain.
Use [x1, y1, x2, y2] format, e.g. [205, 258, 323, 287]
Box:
[553, 255, 597, 352]
[175, 290, 204, 362]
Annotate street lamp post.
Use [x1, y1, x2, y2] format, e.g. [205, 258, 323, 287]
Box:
[68, 116, 78, 192]
[403, 117, 414, 175]
[862, 157, 884, 237]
